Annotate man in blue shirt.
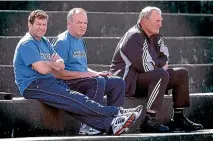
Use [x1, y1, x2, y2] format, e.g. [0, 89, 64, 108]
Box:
[52, 8, 126, 135]
[13, 9, 143, 136]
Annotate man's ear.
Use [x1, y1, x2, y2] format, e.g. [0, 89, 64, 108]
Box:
[141, 18, 148, 26]
[141, 18, 147, 23]
[139, 19, 144, 26]
[28, 22, 32, 29]
[67, 20, 71, 26]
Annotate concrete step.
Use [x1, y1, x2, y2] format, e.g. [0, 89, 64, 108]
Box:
[0, 93, 212, 138]
[126, 93, 213, 133]
[0, 11, 212, 37]
[1, 130, 213, 141]
[0, 37, 212, 65]
[0, 64, 212, 96]
[0, 1, 212, 13]
[0, 97, 81, 138]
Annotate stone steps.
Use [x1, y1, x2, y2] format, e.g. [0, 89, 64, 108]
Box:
[0, 94, 212, 138]
[0, 11, 212, 37]
[0, 37, 212, 65]
[0, 1, 212, 140]
[0, 64, 212, 96]
[0, 1, 212, 13]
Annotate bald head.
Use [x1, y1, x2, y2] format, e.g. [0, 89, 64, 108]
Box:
[67, 8, 88, 38]
[67, 8, 87, 21]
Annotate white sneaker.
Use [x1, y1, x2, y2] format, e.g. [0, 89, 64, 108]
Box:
[79, 123, 101, 135]
[111, 112, 136, 135]
[118, 105, 143, 119]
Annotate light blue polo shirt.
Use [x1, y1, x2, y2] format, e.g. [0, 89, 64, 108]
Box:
[13, 32, 55, 95]
[52, 31, 88, 72]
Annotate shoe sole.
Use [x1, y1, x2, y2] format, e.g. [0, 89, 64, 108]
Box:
[171, 127, 203, 132]
[114, 113, 136, 135]
[79, 131, 101, 135]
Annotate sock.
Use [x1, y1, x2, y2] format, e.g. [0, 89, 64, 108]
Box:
[173, 108, 184, 119]
[146, 111, 156, 118]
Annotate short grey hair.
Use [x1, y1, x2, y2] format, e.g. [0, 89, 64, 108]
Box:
[67, 8, 87, 21]
[137, 6, 162, 23]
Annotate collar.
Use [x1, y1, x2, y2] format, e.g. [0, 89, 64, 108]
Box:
[136, 23, 150, 40]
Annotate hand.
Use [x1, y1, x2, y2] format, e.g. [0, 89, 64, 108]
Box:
[51, 53, 64, 63]
[97, 71, 112, 76]
[51, 53, 60, 61]
[56, 58, 64, 63]
[88, 72, 98, 77]
[32, 65, 37, 71]
[80, 72, 97, 78]
[162, 61, 168, 70]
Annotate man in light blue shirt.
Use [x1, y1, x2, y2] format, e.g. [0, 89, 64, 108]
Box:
[13, 9, 143, 136]
[52, 8, 126, 135]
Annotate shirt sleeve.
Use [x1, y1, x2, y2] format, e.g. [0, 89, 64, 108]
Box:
[18, 41, 43, 66]
[155, 55, 168, 67]
[155, 35, 170, 67]
[121, 34, 154, 73]
[52, 39, 69, 64]
[81, 39, 88, 55]
[47, 41, 57, 55]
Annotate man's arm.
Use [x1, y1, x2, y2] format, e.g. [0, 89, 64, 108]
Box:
[31, 61, 53, 74]
[162, 61, 168, 70]
[88, 68, 112, 77]
[155, 35, 170, 68]
[49, 53, 65, 71]
[154, 55, 168, 68]
[121, 34, 154, 73]
[52, 39, 95, 79]
[53, 69, 94, 80]
[19, 42, 64, 74]
[32, 58, 65, 74]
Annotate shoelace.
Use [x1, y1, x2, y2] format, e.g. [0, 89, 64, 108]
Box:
[88, 128, 98, 132]
[82, 125, 99, 132]
[80, 124, 87, 129]
[119, 109, 131, 115]
[115, 117, 125, 124]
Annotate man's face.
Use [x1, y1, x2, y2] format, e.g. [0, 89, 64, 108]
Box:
[68, 13, 88, 38]
[143, 10, 163, 36]
[28, 18, 47, 40]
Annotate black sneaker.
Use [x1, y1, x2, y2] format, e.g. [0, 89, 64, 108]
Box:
[140, 115, 169, 133]
[169, 116, 203, 132]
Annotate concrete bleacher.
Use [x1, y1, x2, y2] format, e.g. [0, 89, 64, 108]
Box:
[0, 94, 212, 138]
[0, 1, 213, 140]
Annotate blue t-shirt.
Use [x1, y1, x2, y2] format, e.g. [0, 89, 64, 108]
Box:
[13, 32, 55, 95]
[52, 31, 88, 72]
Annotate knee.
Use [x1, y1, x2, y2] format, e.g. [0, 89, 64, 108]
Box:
[113, 76, 125, 97]
[96, 76, 106, 87]
[161, 70, 169, 82]
[90, 79, 99, 87]
[180, 67, 188, 76]
[156, 68, 169, 81]
[112, 76, 126, 89]
[162, 70, 169, 80]
[177, 67, 189, 79]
